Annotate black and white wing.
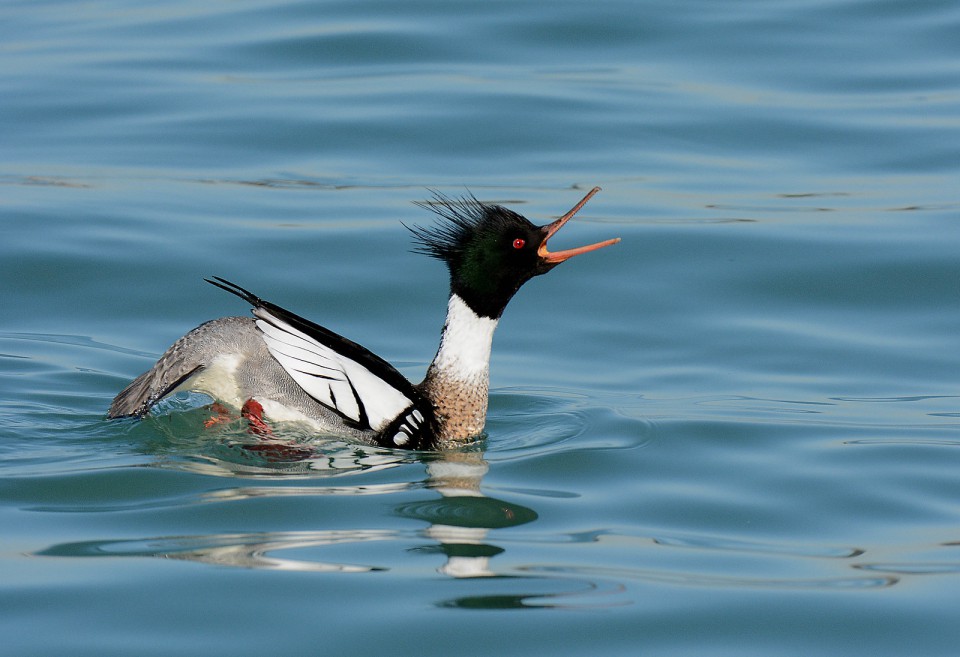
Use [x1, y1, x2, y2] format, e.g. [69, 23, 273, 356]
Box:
[206, 278, 436, 448]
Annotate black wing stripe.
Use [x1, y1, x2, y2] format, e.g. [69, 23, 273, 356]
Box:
[344, 373, 369, 430]
[273, 350, 340, 377]
[254, 313, 336, 361]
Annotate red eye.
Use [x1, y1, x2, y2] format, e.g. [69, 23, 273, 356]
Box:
[513, 238, 525, 249]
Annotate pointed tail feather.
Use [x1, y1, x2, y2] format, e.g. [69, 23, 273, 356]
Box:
[107, 316, 255, 419]
[108, 363, 202, 418]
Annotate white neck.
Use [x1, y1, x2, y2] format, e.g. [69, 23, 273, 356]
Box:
[429, 294, 498, 381]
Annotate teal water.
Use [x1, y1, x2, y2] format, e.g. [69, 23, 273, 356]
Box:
[2, 1, 959, 655]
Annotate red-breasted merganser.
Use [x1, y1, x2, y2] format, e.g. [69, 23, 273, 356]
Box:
[108, 187, 619, 449]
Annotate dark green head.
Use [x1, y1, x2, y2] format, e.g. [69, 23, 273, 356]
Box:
[407, 187, 619, 319]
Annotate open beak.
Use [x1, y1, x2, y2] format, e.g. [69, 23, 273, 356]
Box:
[537, 187, 621, 264]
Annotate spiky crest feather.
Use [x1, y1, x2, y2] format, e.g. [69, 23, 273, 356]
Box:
[405, 191, 529, 268]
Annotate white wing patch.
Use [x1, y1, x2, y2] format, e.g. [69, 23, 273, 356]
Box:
[253, 310, 413, 432]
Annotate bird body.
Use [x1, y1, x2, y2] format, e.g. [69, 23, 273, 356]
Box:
[109, 187, 619, 450]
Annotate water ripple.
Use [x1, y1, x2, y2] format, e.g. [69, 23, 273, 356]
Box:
[487, 387, 656, 457]
[523, 564, 897, 591]
[36, 530, 398, 573]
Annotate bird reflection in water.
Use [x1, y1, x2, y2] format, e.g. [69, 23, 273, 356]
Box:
[37, 440, 535, 579]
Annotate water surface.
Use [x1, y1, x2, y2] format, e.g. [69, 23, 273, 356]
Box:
[2, 1, 959, 655]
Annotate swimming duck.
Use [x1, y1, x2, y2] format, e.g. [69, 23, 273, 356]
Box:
[108, 187, 619, 449]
